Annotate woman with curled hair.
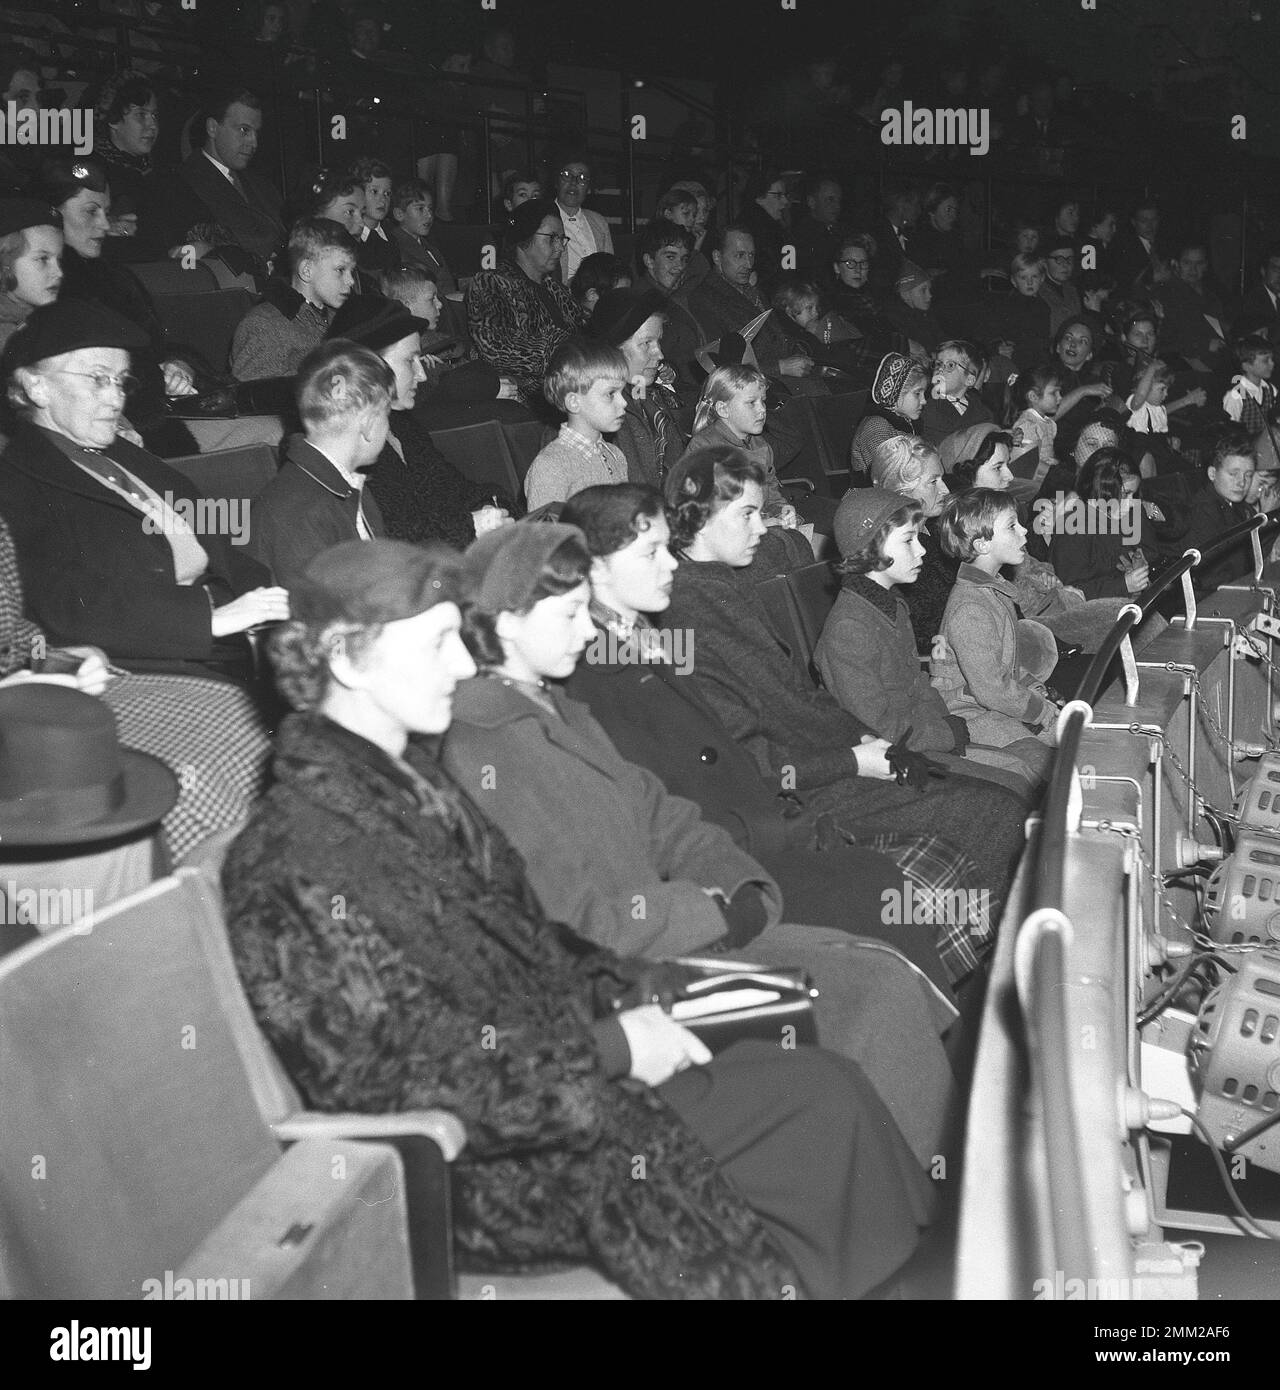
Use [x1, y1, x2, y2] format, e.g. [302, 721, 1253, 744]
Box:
[662, 445, 1033, 989]
[464, 198, 588, 406]
[92, 73, 161, 236]
[227, 535, 932, 1299]
[0, 299, 286, 684]
[299, 168, 366, 239]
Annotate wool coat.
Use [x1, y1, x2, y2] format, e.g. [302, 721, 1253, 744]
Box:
[247, 435, 387, 588]
[439, 669, 957, 1164]
[684, 272, 793, 376]
[815, 578, 958, 751]
[442, 675, 778, 958]
[663, 558, 1030, 912]
[0, 421, 267, 678]
[223, 713, 933, 1298]
[931, 563, 1056, 749]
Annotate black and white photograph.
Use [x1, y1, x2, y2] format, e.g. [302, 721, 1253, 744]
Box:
[1, 0, 1279, 1352]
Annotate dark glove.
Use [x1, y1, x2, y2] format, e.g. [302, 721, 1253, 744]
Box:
[885, 726, 949, 792]
[945, 714, 970, 755]
[716, 883, 770, 948]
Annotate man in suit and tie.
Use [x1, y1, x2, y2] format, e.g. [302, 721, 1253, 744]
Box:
[1239, 244, 1280, 344]
[1109, 200, 1165, 293]
[867, 182, 919, 293]
[141, 85, 286, 279]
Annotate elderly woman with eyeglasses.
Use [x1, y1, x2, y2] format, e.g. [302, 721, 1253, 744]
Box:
[465, 197, 588, 407]
[0, 301, 287, 684]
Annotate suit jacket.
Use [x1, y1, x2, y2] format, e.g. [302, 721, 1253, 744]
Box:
[247, 434, 386, 588]
[144, 151, 286, 275]
[1185, 486, 1255, 596]
[1109, 231, 1165, 292]
[0, 422, 267, 676]
[1239, 282, 1280, 341]
[442, 674, 779, 958]
[684, 273, 792, 375]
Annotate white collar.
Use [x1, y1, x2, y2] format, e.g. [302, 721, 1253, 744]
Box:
[1233, 374, 1268, 402]
[307, 438, 368, 491]
[557, 200, 583, 222]
[202, 149, 235, 183]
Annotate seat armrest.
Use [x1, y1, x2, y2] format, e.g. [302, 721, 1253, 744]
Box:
[271, 1110, 465, 1299]
[781, 478, 816, 495]
[271, 1108, 466, 1162]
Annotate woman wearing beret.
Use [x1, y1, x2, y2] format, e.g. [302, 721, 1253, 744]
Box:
[464, 198, 588, 407]
[224, 535, 932, 1298]
[0, 300, 287, 683]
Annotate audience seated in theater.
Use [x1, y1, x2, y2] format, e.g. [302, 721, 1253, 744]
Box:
[379, 267, 518, 411]
[982, 253, 1052, 373]
[930, 491, 1059, 785]
[0, 199, 62, 353]
[685, 224, 818, 390]
[0, 301, 286, 683]
[905, 183, 964, 290]
[140, 84, 286, 278]
[325, 293, 514, 547]
[1038, 232, 1083, 340]
[660, 445, 1031, 978]
[90, 73, 161, 245]
[387, 178, 456, 294]
[1009, 363, 1066, 478]
[1238, 243, 1280, 342]
[1223, 334, 1278, 436]
[736, 169, 790, 296]
[866, 181, 919, 293]
[0, 49, 42, 196]
[633, 219, 705, 391]
[297, 167, 366, 240]
[586, 287, 685, 489]
[524, 337, 630, 509]
[829, 232, 911, 357]
[231, 217, 357, 380]
[559, 483, 961, 1005]
[871, 434, 956, 652]
[919, 340, 994, 451]
[553, 155, 613, 284]
[1045, 447, 1159, 601]
[247, 341, 392, 587]
[569, 253, 631, 315]
[883, 263, 945, 356]
[814, 488, 1037, 793]
[499, 170, 542, 216]
[771, 274, 881, 382]
[0, 513, 271, 868]
[1049, 316, 1113, 458]
[465, 198, 587, 406]
[652, 186, 711, 292]
[1155, 243, 1228, 372]
[444, 520, 959, 1165]
[851, 353, 927, 479]
[1109, 199, 1166, 294]
[350, 157, 400, 283]
[1186, 426, 1263, 596]
[32, 158, 207, 451]
[789, 174, 845, 284]
[224, 536, 933, 1299]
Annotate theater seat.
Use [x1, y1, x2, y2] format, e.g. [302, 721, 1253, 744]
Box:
[0, 874, 413, 1299]
[786, 559, 842, 659]
[502, 419, 553, 486]
[165, 443, 280, 502]
[429, 420, 523, 503]
[180, 852, 631, 1301]
[129, 258, 256, 376]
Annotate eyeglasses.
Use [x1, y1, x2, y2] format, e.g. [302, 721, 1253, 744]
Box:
[934, 360, 971, 373]
[766, 188, 788, 199]
[535, 231, 569, 247]
[557, 170, 588, 182]
[48, 368, 137, 394]
[839, 258, 869, 270]
[1048, 252, 1074, 263]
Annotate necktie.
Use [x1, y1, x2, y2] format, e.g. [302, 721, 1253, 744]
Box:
[229, 170, 247, 200]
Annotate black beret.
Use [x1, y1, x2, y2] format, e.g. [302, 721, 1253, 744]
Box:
[3, 299, 150, 370]
[0, 198, 62, 238]
[326, 293, 430, 352]
[586, 286, 668, 346]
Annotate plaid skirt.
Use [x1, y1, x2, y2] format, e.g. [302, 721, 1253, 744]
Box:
[103, 670, 272, 863]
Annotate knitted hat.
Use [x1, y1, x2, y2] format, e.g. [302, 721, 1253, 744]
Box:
[939, 420, 1002, 473]
[833, 487, 915, 559]
[871, 352, 914, 409]
[463, 521, 587, 615]
[894, 261, 940, 294]
[291, 540, 464, 626]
